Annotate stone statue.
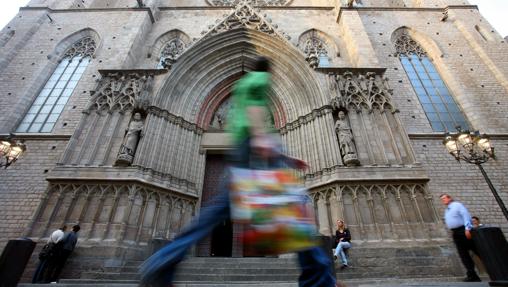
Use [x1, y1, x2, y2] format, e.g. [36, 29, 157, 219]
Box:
[116, 113, 144, 166]
[335, 111, 359, 166]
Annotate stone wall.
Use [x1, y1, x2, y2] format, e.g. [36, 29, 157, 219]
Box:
[0, 0, 507, 268]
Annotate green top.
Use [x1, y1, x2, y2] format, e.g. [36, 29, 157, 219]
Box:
[227, 71, 271, 144]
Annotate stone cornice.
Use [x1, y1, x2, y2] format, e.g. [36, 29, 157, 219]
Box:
[158, 6, 333, 11]
[20, 6, 156, 23]
[305, 165, 429, 190]
[409, 133, 508, 140]
[47, 166, 199, 199]
[316, 67, 386, 74]
[337, 5, 478, 22]
[0, 133, 72, 140]
[98, 69, 167, 76]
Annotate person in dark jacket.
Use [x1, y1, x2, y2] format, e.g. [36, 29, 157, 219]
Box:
[334, 219, 352, 269]
[32, 225, 66, 283]
[46, 224, 80, 283]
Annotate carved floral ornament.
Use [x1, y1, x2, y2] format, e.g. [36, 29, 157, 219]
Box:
[64, 37, 97, 59]
[328, 71, 396, 113]
[200, 3, 290, 41]
[393, 32, 427, 58]
[85, 72, 155, 113]
[159, 38, 186, 69]
[207, 0, 291, 6]
[303, 37, 329, 69]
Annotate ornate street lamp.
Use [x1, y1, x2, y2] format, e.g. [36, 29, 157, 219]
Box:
[0, 136, 26, 168]
[443, 128, 508, 221]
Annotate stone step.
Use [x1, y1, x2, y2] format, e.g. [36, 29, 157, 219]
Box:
[17, 277, 487, 287]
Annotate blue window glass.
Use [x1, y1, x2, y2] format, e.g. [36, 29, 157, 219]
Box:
[17, 56, 90, 133]
[400, 53, 469, 132]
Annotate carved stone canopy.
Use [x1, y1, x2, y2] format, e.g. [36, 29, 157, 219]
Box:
[85, 70, 163, 113]
[207, 0, 291, 6]
[327, 69, 396, 113]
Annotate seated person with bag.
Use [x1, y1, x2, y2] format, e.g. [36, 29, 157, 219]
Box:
[334, 219, 351, 269]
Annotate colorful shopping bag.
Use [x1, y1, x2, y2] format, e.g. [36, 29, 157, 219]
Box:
[229, 167, 318, 255]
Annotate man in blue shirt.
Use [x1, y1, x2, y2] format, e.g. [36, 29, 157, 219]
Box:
[440, 194, 481, 282]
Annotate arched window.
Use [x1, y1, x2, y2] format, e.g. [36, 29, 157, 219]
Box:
[17, 37, 96, 133]
[394, 32, 468, 132]
[301, 34, 331, 69]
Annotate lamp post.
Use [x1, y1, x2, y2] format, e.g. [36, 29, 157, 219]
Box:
[0, 136, 26, 168]
[443, 128, 508, 221]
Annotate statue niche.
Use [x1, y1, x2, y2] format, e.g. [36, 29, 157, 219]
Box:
[116, 112, 145, 166]
[334, 110, 359, 166]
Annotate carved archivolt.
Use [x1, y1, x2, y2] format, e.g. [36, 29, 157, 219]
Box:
[200, 3, 291, 41]
[310, 182, 442, 240]
[207, 0, 291, 6]
[393, 31, 427, 58]
[148, 106, 204, 135]
[279, 106, 333, 135]
[27, 183, 198, 242]
[329, 71, 396, 113]
[64, 37, 97, 59]
[85, 71, 155, 113]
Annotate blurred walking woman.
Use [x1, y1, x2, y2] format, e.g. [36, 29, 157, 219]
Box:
[334, 219, 351, 269]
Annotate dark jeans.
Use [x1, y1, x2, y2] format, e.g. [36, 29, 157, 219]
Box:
[452, 226, 480, 278]
[45, 249, 72, 282]
[32, 259, 48, 283]
[139, 138, 337, 287]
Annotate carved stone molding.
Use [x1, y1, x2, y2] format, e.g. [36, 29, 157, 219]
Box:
[279, 106, 333, 135]
[207, 0, 292, 6]
[27, 182, 198, 243]
[85, 70, 159, 113]
[64, 37, 97, 59]
[199, 3, 291, 41]
[309, 181, 443, 240]
[147, 106, 204, 135]
[328, 71, 396, 113]
[393, 31, 427, 58]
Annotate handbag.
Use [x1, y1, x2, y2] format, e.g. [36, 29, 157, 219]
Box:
[38, 242, 56, 260]
[229, 167, 317, 255]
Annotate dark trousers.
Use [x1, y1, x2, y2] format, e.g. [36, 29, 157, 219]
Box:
[452, 226, 479, 278]
[31, 259, 48, 283]
[45, 249, 72, 282]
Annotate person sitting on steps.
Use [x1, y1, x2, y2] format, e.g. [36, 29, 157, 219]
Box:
[334, 219, 352, 269]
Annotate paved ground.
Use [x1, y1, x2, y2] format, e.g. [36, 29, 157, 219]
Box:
[18, 279, 492, 287]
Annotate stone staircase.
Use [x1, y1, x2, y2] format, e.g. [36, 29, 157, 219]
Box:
[19, 244, 467, 286]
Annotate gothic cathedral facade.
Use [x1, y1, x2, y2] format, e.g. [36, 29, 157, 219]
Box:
[0, 0, 507, 279]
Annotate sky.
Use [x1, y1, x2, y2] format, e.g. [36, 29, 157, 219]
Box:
[0, 0, 507, 37]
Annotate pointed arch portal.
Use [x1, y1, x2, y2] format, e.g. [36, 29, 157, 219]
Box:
[154, 28, 326, 130]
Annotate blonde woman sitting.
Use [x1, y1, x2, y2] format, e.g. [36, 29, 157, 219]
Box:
[334, 219, 352, 269]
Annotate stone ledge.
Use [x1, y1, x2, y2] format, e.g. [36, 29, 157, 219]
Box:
[306, 165, 429, 189]
[47, 166, 199, 199]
